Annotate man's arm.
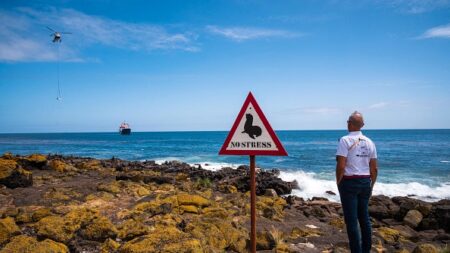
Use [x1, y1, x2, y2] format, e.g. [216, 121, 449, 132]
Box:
[369, 158, 378, 188]
[336, 155, 346, 185]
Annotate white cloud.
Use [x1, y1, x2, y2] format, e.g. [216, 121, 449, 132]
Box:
[0, 7, 198, 62]
[206, 25, 298, 42]
[378, 0, 450, 14]
[420, 23, 450, 39]
[368, 102, 389, 109]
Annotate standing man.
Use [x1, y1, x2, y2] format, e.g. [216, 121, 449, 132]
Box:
[336, 111, 378, 253]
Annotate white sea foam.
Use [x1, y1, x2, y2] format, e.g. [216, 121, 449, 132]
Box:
[152, 159, 450, 202]
[189, 162, 239, 171]
[154, 157, 182, 165]
[279, 170, 450, 202]
[441, 160, 450, 163]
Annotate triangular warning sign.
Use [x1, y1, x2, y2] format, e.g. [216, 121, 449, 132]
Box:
[219, 92, 288, 156]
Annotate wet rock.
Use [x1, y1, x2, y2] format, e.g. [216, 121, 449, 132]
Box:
[419, 217, 439, 230]
[369, 195, 400, 220]
[326, 190, 336, 195]
[392, 197, 428, 220]
[0, 158, 33, 188]
[412, 243, 438, 253]
[403, 210, 423, 228]
[0, 217, 21, 245]
[434, 203, 450, 232]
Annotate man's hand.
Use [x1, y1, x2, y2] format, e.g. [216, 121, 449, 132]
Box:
[370, 158, 378, 188]
[336, 156, 346, 185]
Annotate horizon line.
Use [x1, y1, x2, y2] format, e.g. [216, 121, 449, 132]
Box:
[1, 128, 449, 135]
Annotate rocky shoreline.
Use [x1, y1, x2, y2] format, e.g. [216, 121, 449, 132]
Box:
[0, 153, 449, 252]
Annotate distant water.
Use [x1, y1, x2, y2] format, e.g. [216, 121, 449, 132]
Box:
[0, 130, 449, 202]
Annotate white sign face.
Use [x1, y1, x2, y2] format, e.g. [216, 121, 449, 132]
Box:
[226, 102, 279, 151]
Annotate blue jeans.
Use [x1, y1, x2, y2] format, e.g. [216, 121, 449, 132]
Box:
[338, 178, 372, 253]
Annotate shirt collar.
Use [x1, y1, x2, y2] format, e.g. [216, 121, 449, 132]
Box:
[348, 131, 362, 136]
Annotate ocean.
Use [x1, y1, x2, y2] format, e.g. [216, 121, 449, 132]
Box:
[1, 130, 449, 202]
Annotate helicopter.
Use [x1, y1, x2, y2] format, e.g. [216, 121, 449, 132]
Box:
[47, 26, 71, 43]
[47, 26, 72, 101]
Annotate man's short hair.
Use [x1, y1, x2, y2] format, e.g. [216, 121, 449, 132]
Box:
[349, 111, 364, 128]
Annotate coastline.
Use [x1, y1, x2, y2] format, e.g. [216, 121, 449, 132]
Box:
[1, 153, 449, 252]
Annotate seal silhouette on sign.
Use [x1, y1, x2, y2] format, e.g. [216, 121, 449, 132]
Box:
[242, 113, 262, 139]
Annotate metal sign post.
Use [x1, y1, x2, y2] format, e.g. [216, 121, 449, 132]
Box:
[249, 155, 256, 252]
[219, 92, 287, 252]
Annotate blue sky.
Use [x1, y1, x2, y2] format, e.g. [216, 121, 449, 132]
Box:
[0, 0, 449, 133]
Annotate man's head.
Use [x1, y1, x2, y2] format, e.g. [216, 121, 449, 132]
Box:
[347, 111, 364, 131]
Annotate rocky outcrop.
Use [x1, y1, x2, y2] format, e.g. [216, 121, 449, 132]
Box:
[0, 158, 32, 188]
[404, 210, 423, 228]
[0, 153, 449, 253]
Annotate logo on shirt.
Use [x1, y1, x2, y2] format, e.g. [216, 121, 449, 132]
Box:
[356, 138, 369, 157]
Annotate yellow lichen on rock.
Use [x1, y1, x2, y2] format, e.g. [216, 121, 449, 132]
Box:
[290, 226, 322, 239]
[412, 243, 438, 253]
[36, 208, 99, 243]
[32, 239, 69, 253]
[101, 238, 120, 253]
[186, 217, 248, 253]
[48, 159, 73, 172]
[376, 227, 401, 244]
[81, 216, 118, 241]
[180, 205, 199, 214]
[0, 158, 17, 178]
[0, 217, 21, 245]
[32, 208, 53, 222]
[254, 195, 287, 221]
[97, 181, 122, 194]
[26, 154, 47, 164]
[120, 225, 203, 253]
[0, 235, 69, 253]
[177, 193, 210, 208]
[77, 159, 102, 170]
[36, 215, 74, 243]
[329, 217, 345, 229]
[117, 218, 151, 240]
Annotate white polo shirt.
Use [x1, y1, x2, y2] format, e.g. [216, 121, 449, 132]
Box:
[336, 131, 377, 176]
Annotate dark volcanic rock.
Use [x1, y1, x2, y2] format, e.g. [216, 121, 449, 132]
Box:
[0, 158, 33, 188]
[434, 203, 450, 233]
[369, 195, 400, 220]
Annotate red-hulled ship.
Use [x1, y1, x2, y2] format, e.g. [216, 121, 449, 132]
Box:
[119, 122, 131, 135]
